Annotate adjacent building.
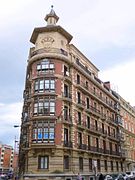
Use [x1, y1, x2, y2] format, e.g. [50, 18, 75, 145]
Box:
[0, 143, 18, 174]
[19, 7, 128, 180]
[120, 97, 135, 171]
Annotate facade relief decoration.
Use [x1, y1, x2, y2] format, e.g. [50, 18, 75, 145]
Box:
[40, 36, 55, 50]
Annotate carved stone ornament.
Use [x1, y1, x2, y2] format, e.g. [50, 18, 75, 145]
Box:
[41, 36, 54, 49]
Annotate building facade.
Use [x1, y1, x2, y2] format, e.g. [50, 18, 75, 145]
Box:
[120, 97, 135, 172]
[19, 7, 126, 180]
[0, 143, 17, 173]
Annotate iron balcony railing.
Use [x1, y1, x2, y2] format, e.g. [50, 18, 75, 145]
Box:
[63, 141, 73, 148]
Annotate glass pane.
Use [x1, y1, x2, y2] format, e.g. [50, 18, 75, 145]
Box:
[38, 128, 42, 139]
[49, 132, 54, 139]
[37, 64, 41, 70]
[35, 81, 38, 91]
[39, 80, 44, 91]
[50, 64, 54, 69]
[50, 80, 55, 89]
[44, 133, 49, 139]
[41, 157, 44, 168]
[45, 157, 48, 169]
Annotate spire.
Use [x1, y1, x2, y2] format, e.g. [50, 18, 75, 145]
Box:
[45, 5, 59, 26]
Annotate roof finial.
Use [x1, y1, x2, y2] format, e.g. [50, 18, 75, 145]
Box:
[44, 6, 59, 25]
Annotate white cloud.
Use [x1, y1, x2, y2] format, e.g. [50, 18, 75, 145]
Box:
[0, 102, 22, 146]
[99, 59, 135, 106]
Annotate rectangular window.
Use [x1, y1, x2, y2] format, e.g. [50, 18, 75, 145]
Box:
[87, 116, 90, 129]
[64, 128, 68, 143]
[121, 161, 123, 171]
[38, 156, 49, 169]
[77, 92, 81, 104]
[34, 79, 55, 93]
[32, 121, 54, 143]
[79, 157, 83, 171]
[34, 98, 55, 116]
[97, 159, 100, 171]
[88, 135, 91, 150]
[89, 158, 92, 171]
[64, 156, 69, 169]
[116, 161, 119, 171]
[64, 106, 68, 120]
[37, 59, 54, 74]
[77, 74, 80, 84]
[87, 97, 90, 109]
[78, 132, 82, 145]
[78, 111, 81, 125]
[64, 84, 69, 97]
[104, 160, 107, 171]
[111, 161, 113, 171]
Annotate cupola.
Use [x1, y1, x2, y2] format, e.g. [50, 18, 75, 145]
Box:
[44, 5, 59, 26]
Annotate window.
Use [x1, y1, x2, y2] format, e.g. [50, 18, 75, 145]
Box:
[33, 121, 54, 143]
[64, 106, 68, 120]
[38, 156, 49, 169]
[103, 140, 106, 153]
[115, 144, 118, 153]
[64, 128, 69, 143]
[109, 142, 112, 154]
[79, 157, 83, 171]
[102, 123, 104, 134]
[93, 87, 96, 95]
[78, 132, 82, 145]
[88, 135, 91, 149]
[86, 81, 88, 89]
[34, 79, 55, 93]
[64, 65, 69, 76]
[89, 158, 92, 171]
[121, 161, 123, 171]
[108, 126, 110, 136]
[86, 97, 90, 109]
[87, 116, 90, 129]
[116, 161, 119, 171]
[78, 111, 81, 125]
[97, 159, 100, 171]
[104, 160, 107, 171]
[95, 120, 98, 130]
[96, 138, 99, 150]
[77, 74, 80, 84]
[37, 59, 54, 74]
[111, 161, 113, 171]
[64, 156, 69, 170]
[64, 84, 69, 97]
[34, 98, 55, 115]
[77, 92, 81, 104]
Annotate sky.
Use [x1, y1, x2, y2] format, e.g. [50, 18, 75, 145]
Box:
[0, 0, 135, 146]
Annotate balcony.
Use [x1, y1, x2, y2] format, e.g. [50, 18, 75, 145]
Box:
[64, 72, 72, 82]
[30, 47, 68, 58]
[62, 92, 72, 102]
[107, 116, 117, 126]
[62, 115, 72, 125]
[85, 105, 101, 118]
[76, 99, 86, 109]
[76, 59, 91, 78]
[78, 144, 87, 150]
[75, 81, 117, 112]
[115, 115, 123, 126]
[63, 141, 73, 148]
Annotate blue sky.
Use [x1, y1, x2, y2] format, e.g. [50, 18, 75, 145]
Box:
[0, 0, 135, 146]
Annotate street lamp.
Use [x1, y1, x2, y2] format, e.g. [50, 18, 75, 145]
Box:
[14, 125, 20, 128]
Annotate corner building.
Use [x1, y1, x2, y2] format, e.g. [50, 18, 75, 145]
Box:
[19, 7, 126, 180]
